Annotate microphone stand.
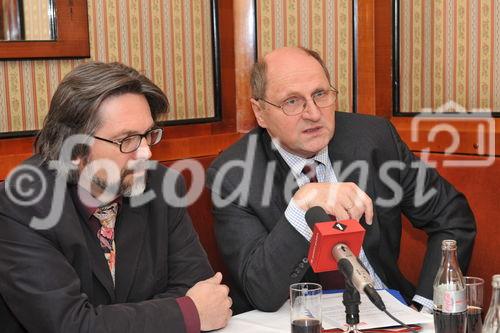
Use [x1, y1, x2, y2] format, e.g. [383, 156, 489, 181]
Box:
[342, 281, 362, 333]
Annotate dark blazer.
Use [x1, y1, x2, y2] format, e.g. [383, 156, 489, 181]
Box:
[206, 112, 476, 313]
[0, 156, 213, 332]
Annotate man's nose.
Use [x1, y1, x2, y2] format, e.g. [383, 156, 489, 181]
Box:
[301, 99, 322, 121]
[135, 138, 152, 160]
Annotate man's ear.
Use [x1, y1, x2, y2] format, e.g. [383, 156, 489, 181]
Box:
[72, 154, 88, 172]
[250, 98, 267, 128]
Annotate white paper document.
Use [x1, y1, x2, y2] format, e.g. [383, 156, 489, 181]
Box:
[218, 290, 435, 333]
[321, 289, 434, 330]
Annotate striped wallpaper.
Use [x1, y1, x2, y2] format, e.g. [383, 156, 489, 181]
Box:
[400, 0, 500, 113]
[256, 0, 353, 113]
[0, 0, 215, 134]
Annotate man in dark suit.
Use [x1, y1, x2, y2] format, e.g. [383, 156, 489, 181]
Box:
[206, 47, 476, 314]
[0, 62, 232, 332]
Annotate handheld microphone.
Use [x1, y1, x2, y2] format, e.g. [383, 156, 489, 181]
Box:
[332, 243, 374, 292]
[305, 206, 386, 311]
[305, 206, 365, 272]
[332, 243, 385, 311]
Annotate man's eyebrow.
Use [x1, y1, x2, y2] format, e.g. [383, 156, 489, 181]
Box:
[112, 124, 156, 139]
[275, 90, 301, 102]
[277, 87, 328, 101]
[313, 87, 328, 94]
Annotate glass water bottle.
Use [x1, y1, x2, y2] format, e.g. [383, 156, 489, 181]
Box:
[433, 239, 467, 333]
[482, 274, 500, 333]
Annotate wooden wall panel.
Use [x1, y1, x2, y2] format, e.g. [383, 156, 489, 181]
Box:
[373, 0, 393, 118]
[356, 0, 392, 118]
[214, 0, 237, 134]
[392, 117, 500, 157]
[356, 0, 376, 115]
[233, 0, 257, 133]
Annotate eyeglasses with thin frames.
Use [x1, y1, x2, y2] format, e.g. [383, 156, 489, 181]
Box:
[257, 87, 338, 116]
[93, 127, 163, 153]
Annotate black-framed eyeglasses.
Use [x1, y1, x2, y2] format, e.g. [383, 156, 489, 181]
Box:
[93, 127, 163, 153]
[257, 87, 338, 116]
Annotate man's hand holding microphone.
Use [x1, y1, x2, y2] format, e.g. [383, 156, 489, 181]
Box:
[293, 182, 374, 224]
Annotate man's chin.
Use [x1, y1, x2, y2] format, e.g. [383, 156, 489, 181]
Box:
[122, 174, 147, 197]
[308, 136, 331, 152]
[123, 182, 146, 197]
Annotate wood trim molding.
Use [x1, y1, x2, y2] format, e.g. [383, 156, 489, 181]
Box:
[0, 132, 242, 181]
[211, 0, 238, 135]
[151, 132, 242, 162]
[233, 0, 257, 133]
[356, 0, 393, 118]
[373, 0, 393, 118]
[391, 117, 500, 156]
[356, 0, 376, 115]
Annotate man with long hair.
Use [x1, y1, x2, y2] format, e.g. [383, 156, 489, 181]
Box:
[0, 62, 232, 332]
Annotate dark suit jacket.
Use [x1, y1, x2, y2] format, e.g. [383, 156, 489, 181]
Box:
[206, 112, 476, 313]
[0, 156, 213, 332]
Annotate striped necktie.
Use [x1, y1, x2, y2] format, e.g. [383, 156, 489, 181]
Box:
[93, 203, 118, 286]
[302, 162, 318, 183]
[302, 161, 345, 289]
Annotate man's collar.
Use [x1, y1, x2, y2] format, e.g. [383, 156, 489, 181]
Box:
[271, 138, 329, 178]
[314, 146, 331, 167]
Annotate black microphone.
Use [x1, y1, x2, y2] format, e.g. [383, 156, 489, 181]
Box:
[305, 206, 332, 227]
[305, 206, 386, 311]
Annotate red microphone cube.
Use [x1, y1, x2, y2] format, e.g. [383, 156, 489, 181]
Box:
[307, 219, 366, 273]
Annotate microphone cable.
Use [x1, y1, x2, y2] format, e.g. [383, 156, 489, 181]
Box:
[381, 309, 419, 333]
[343, 285, 418, 333]
[363, 287, 418, 333]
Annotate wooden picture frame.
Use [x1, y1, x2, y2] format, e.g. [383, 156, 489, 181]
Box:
[0, 0, 90, 59]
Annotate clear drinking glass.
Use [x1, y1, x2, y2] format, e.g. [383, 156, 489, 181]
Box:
[465, 276, 484, 333]
[290, 282, 322, 333]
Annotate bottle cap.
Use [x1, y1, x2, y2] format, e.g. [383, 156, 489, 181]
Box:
[441, 239, 457, 250]
[492, 274, 500, 288]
